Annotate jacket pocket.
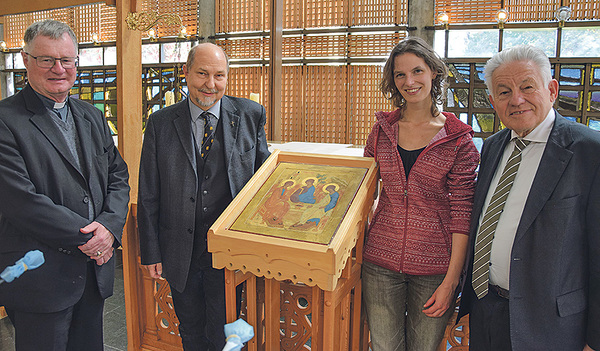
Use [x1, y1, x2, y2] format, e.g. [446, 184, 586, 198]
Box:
[556, 288, 586, 317]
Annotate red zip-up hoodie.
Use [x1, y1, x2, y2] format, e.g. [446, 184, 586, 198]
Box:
[363, 110, 479, 275]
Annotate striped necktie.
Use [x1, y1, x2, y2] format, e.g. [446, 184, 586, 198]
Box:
[200, 111, 214, 159]
[472, 138, 530, 299]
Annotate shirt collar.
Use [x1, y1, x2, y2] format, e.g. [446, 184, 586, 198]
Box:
[188, 99, 221, 122]
[34, 90, 68, 111]
[511, 108, 555, 144]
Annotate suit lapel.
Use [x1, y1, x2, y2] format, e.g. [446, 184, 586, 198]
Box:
[24, 86, 85, 178]
[172, 100, 197, 172]
[514, 114, 573, 244]
[220, 96, 241, 170]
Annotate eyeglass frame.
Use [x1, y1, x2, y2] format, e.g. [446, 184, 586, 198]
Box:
[23, 51, 79, 69]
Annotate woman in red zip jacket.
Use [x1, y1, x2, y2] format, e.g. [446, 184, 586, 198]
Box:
[362, 37, 480, 351]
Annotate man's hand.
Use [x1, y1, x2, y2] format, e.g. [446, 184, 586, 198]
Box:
[78, 221, 116, 266]
[144, 263, 163, 279]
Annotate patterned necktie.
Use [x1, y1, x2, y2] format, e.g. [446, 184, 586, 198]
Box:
[472, 138, 530, 299]
[200, 111, 214, 159]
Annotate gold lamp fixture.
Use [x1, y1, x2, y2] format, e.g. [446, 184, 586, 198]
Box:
[126, 11, 183, 32]
[0, 41, 8, 52]
[496, 9, 509, 29]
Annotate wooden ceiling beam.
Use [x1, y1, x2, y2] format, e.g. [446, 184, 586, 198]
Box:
[0, 0, 117, 17]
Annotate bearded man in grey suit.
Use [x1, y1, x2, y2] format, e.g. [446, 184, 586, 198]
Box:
[0, 20, 130, 350]
[138, 42, 270, 351]
[458, 45, 600, 351]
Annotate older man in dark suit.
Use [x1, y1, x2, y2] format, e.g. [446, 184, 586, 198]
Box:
[0, 20, 130, 350]
[458, 45, 600, 351]
[137, 42, 270, 351]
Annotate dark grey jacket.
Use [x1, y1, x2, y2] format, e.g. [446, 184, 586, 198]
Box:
[137, 96, 270, 292]
[0, 84, 130, 313]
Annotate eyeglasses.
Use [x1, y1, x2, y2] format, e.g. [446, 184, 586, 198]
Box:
[23, 52, 78, 69]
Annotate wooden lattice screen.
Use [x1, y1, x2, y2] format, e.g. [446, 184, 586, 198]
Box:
[3, 0, 197, 48]
[216, 0, 407, 144]
[435, 0, 502, 24]
[216, 0, 268, 33]
[226, 65, 271, 134]
[349, 65, 394, 146]
[567, 0, 600, 20]
[435, 0, 600, 24]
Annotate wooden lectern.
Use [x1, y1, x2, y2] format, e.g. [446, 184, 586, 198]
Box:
[208, 150, 378, 351]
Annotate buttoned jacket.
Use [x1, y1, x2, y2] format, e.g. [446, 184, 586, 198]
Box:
[0, 84, 130, 313]
[459, 112, 600, 350]
[137, 96, 270, 292]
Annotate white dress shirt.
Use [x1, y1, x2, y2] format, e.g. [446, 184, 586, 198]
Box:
[480, 109, 555, 290]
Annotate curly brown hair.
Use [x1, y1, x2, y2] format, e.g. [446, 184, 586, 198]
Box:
[380, 37, 448, 116]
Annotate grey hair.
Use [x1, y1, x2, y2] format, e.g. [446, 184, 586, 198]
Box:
[23, 20, 78, 52]
[186, 42, 229, 71]
[484, 45, 552, 94]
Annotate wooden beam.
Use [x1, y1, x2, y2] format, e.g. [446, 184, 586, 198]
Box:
[115, 0, 143, 349]
[268, 0, 283, 142]
[0, 0, 115, 16]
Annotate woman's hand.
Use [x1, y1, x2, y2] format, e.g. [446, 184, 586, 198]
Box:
[422, 280, 456, 317]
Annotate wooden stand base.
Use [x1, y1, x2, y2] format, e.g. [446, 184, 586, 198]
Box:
[225, 255, 366, 351]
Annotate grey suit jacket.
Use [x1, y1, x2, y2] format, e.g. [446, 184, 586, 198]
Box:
[459, 112, 600, 350]
[137, 95, 270, 292]
[0, 84, 130, 313]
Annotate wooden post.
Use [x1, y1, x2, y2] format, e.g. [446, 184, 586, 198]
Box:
[115, 0, 143, 349]
[269, 0, 283, 141]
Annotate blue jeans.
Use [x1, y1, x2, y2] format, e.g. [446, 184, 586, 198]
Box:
[362, 261, 453, 351]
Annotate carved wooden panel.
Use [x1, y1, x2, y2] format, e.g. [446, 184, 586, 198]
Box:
[437, 303, 470, 351]
[280, 283, 313, 350]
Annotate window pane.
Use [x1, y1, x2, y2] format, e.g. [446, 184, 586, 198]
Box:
[591, 92, 600, 113]
[448, 63, 471, 84]
[503, 28, 556, 57]
[142, 44, 160, 64]
[473, 137, 484, 153]
[448, 88, 469, 107]
[447, 30, 498, 58]
[5, 53, 13, 69]
[79, 47, 103, 66]
[162, 42, 192, 63]
[558, 90, 581, 112]
[6, 72, 15, 97]
[434, 30, 445, 57]
[561, 27, 600, 57]
[559, 65, 583, 86]
[473, 89, 491, 108]
[104, 47, 117, 65]
[474, 113, 495, 133]
[14, 53, 24, 69]
[593, 64, 600, 86]
[589, 118, 600, 131]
